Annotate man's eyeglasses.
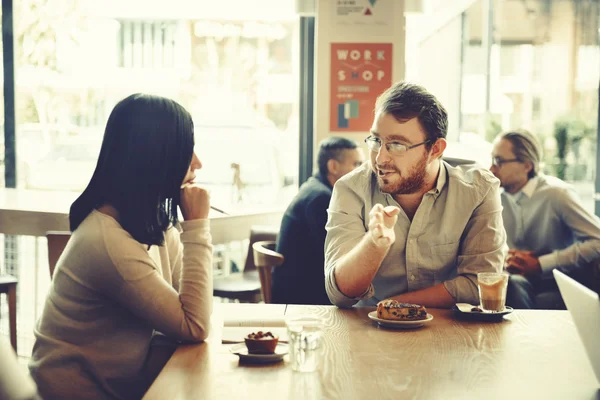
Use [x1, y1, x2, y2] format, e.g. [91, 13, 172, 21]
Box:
[364, 136, 431, 156]
[491, 157, 521, 167]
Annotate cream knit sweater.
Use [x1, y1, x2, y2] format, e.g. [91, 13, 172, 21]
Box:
[29, 210, 213, 399]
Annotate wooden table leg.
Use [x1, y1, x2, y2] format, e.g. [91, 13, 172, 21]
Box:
[8, 283, 17, 353]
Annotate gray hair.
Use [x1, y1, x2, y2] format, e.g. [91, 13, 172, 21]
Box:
[499, 129, 542, 179]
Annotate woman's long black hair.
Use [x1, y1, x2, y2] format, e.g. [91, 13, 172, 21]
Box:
[69, 93, 194, 246]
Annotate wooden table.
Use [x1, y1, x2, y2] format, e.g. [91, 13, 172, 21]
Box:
[144, 304, 599, 400]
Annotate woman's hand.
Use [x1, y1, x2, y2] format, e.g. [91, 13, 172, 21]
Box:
[179, 184, 210, 220]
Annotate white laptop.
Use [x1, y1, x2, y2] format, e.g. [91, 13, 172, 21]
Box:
[553, 269, 600, 383]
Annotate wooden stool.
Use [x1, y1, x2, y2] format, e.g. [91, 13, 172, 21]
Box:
[0, 275, 18, 352]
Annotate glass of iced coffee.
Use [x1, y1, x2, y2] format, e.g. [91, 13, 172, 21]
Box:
[477, 272, 509, 312]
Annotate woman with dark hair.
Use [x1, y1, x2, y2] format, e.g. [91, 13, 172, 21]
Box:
[29, 94, 213, 399]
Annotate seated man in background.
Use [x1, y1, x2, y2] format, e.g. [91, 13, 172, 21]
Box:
[325, 81, 506, 308]
[490, 130, 600, 309]
[271, 137, 364, 304]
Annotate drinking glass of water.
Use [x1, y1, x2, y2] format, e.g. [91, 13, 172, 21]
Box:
[285, 315, 324, 372]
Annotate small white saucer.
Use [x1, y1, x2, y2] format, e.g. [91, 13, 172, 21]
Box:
[229, 343, 288, 364]
[453, 303, 514, 321]
[368, 311, 434, 329]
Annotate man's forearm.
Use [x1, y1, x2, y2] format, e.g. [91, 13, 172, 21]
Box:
[389, 283, 456, 308]
[333, 233, 390, 298]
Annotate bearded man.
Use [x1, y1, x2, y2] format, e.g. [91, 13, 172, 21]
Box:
[324, 81, 507, 308]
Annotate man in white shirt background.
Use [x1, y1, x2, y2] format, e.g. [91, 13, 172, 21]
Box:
[490, 130, 600, 309]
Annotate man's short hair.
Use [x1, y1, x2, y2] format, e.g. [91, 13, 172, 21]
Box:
[317, 137, 358, 177]
[375, 81, 448, 147]
[499, 129, 542, 179]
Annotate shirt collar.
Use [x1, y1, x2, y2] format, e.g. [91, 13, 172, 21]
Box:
[519, 176, 539, 199]
[428, 161, 447, 197]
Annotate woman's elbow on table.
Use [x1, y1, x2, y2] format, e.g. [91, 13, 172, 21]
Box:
[190, 322, 211, 342]
[179, 318, 211, 342]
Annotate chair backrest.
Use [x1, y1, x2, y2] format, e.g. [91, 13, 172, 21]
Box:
[46, 231, 71, 278]
[47, 226, 282, 279]
[243, 225, 279, 273]
[252, 240, 284, 304]
[442, 156, 477, 166]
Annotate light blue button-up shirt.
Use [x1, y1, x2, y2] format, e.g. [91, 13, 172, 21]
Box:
[324, 160, 507, 307]
[501, 174, 600, 276]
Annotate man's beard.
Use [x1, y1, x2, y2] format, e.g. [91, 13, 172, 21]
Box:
[376, 154, 428, 195]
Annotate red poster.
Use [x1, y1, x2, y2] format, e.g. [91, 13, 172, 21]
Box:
[330, 43, 393, 132]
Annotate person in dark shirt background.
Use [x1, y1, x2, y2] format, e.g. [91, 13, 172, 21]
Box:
[272, 137, 364, 304]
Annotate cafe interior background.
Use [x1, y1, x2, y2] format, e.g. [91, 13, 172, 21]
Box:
[0, 0, 599, 358]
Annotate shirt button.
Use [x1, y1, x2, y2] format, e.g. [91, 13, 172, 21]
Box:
[410, 275, 416, 281]
[408, 239, 414, 244]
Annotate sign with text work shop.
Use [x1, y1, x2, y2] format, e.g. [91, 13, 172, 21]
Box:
[330, 43, 392, 132]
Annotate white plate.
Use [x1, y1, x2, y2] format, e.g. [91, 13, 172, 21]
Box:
[455, 303, 512, 314]
[453, 303, 514, 321]
[368, 311, 434, 329]
[229, 343, 288, 364]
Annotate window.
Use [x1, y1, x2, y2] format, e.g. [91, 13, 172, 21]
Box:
[406, 0, 599, 208]
[532, 96, 542, 120]
[2, 0, 302, 357]
[117, 20, 178, 68]
[10, 0, 300, 212]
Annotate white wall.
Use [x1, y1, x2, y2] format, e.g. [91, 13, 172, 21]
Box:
[313, 0, 406, 158]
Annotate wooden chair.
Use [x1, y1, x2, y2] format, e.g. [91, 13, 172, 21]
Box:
[442, 156, 476, 166]
[46, 231, 71, 278]
[0, 275, 18, 352]
[252, 240, 284, 304]
[213, 225, 279, 303]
